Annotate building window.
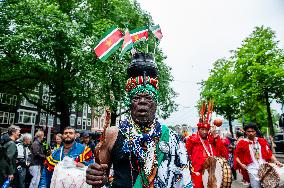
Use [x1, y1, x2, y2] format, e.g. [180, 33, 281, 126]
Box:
[47, 115, 54, 127]
[40, 114, 47, 126]
[21, 98, 35, 108]
[0, 111, 9, 124]
[82, 119, 87, 129]
[57, 118, 61, 125]
[18, 111, 36, 125]
[87, 118, 91, 127]
[77, 117, 82, 125]
[70, 115, 76, 126]
[9, 113, 15, 124]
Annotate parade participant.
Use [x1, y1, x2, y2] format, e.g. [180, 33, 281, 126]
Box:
[81, 131, 96, 156]
[16, 133, 32, 188]
[0, 125, 21, 186]
[186, 102, 228, 188]
[234, 122, 283, 188]
[40, 126, 94, 187]
[86, 52, 192, 188]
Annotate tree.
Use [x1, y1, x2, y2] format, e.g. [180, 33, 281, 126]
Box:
[233, 26, 284, 135]
[200, 58, 240, 135]
[0, 0, 177, 132]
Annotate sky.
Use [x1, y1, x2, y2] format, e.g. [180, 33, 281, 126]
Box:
[137, 0, 284, 126]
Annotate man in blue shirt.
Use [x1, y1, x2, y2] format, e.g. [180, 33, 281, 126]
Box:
[40, 126, 94, 187]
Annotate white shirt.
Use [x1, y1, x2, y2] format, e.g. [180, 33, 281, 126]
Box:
[247, 137, 266, 175]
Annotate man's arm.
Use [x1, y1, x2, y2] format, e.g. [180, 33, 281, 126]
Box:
[86, 126, 118, 187]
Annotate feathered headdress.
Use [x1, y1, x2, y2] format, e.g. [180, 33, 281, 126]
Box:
[198, 99, 214, 129]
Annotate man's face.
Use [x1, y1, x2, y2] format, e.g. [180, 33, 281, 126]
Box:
[130, 93, 157, 125]
[14, 129, 21, 140]
[198, 127, 209, 139]
[245, 128, 256, 140]
[63, 129, 76, 144]
[83, 136, 90, 144]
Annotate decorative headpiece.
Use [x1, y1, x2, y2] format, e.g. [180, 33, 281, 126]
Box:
[198, 100, 214, 129]
[125, 52, 159, 105]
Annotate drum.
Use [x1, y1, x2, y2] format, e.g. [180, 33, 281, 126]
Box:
[258, 163, 284, 188]
[50, 156, 92, 188]
[202, 157, 232, 188]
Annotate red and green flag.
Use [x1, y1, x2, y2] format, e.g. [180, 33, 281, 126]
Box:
[120, 29, 134, 59]
[150, 24, 163, 40]
[130, 26, 148, 44]
[94, 26, 124, 62]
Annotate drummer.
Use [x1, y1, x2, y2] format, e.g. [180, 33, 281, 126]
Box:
[186, 120, 228, 188]
[234, 122, 283, 188]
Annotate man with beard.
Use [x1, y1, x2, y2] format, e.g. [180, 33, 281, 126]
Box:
[186, 123, 228, 188]
[86, 53, 192, 188]
[39, 127, 94, 187]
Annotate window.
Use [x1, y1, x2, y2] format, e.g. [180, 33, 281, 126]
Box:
[87, 118, 91, 127]
[40, 114, 47, 126]
[47, 115, 54, 127]
[57, 118, 61, 125]
[77, 117, 82, 125]
[0, 111, 9, 124]
[18, 111, 36, 124]
[9, 113, 15, 124]
[82, 119, 87, 129]
[21, 98, 35, 108]
[70, 115, 76, 126]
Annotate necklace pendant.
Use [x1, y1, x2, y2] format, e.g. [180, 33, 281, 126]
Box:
[159, 141, 169, 153]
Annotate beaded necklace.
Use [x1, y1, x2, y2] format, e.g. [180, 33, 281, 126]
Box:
[119, 118, 162, 186]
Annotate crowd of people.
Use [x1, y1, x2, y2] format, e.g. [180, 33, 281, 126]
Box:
[0, 126, 100, 188]
[0, 52, 283, 188]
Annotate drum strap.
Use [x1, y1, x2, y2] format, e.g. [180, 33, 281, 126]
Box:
[199, 136, 213, 157]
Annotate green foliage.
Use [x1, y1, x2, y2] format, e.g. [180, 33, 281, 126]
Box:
[0, 0, 177, 129]
[199, 26, 284, 135]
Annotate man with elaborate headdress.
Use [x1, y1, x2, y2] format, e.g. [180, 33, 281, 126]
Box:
[185, 102, 228, 188]
[86, 52, 192, 188]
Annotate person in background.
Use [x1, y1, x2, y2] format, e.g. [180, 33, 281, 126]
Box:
[0, 125, 21, 186]
[29, 130, 46, 188]
[50, 133, 63, 153]
[40, 126, 94, 187]
[75, 131, 81, 143]
[234, 123, 283, 188]
[16, 133, 32, 188]
[228, 144, 236, 181]
[81, 131, 96, 156]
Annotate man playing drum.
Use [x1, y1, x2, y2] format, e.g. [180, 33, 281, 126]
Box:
[186, 120, 228, 188]
[234, 122, 283, 188]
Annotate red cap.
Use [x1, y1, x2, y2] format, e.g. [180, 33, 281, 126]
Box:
[197, 122, 210, 129]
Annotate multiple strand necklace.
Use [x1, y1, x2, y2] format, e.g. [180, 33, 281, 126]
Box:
[119, 118, 162, 186]
[199, 135, 213, 157]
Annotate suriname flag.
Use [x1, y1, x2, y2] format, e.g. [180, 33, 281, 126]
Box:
[94, 26, 124, 62]
[120, 29, 134, 59]
[130, 26, 148, 45]
[150, 24, 163, 40]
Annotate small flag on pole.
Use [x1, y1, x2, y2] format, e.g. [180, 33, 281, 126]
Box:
[130, 26, 148, 44]
[150, 24, 163, 40]
[120, 29, 134, 59]
[94, 26, 124, 62]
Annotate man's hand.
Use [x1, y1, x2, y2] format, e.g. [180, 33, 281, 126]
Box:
[86, 163, 108, 188]
[76, 162, 85, 168]
[8, 174, 14, 181]
[275, 161, 283, 167]
[239, 163, 247, 170]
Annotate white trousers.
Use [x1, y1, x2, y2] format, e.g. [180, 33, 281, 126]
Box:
[29, 165, 41, 188]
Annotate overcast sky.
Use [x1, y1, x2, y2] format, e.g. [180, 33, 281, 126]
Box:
[137, 0, 284, 126]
